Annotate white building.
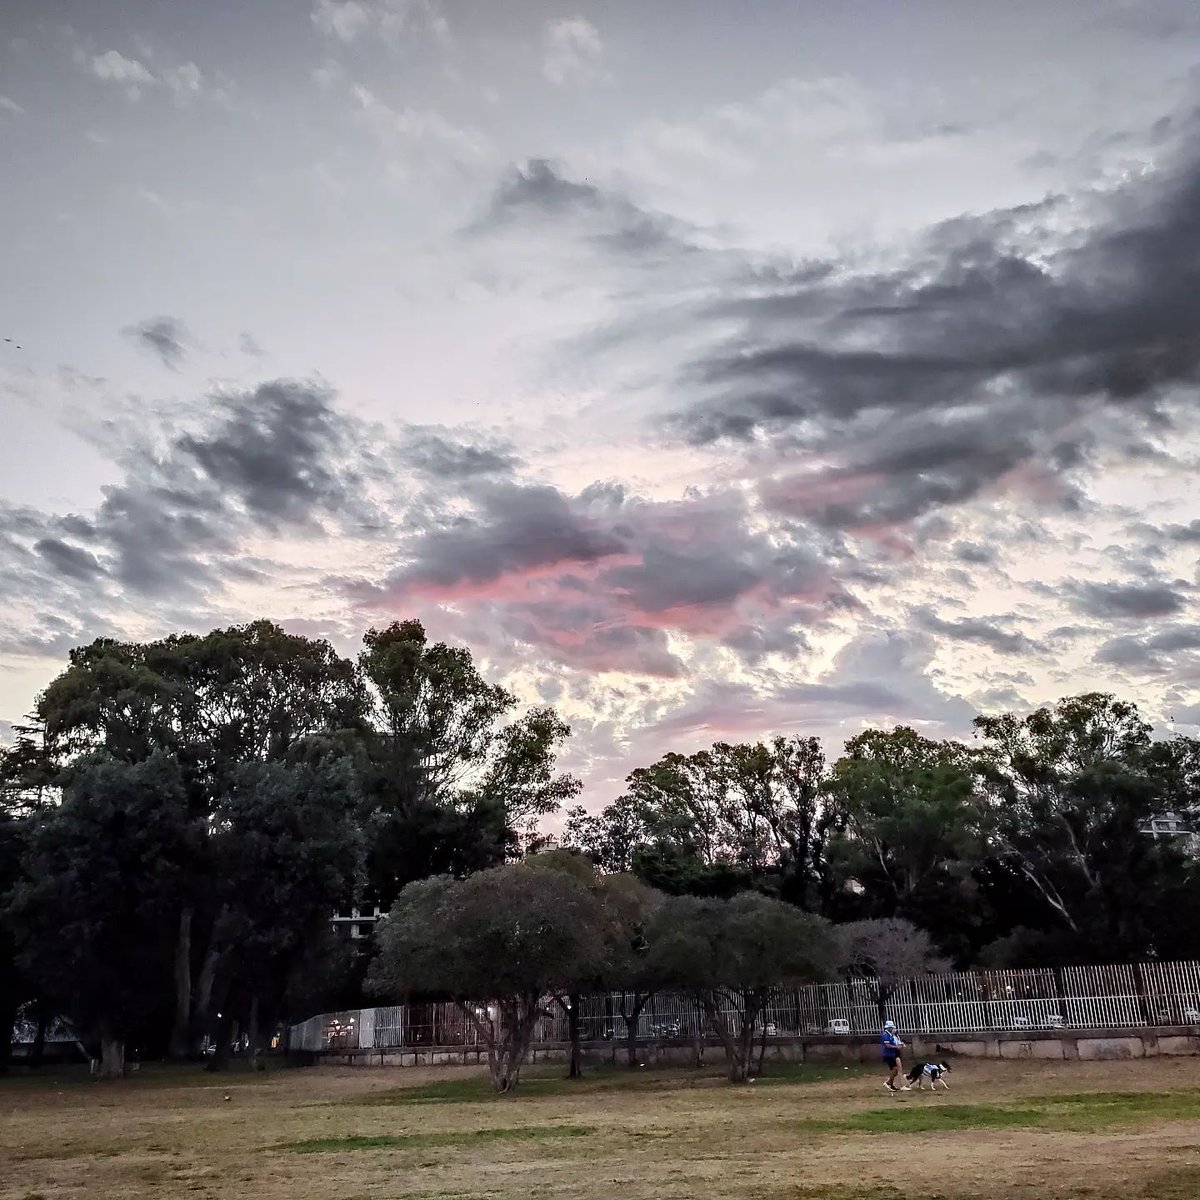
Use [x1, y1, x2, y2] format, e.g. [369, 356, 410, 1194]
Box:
[1142, 811, 1200, 855]
[330, 903, 383, 942]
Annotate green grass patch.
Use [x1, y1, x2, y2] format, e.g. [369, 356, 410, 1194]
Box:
[283, 1124, 595, 1154]
[800, 1089, 1200, 1135]
[0, 1060, 284, 1092]
[353, 1061, 869, 1106]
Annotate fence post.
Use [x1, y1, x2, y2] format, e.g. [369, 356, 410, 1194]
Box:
[1132, 962, 1152, 1027]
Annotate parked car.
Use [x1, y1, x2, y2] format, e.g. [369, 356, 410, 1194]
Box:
[826, 1018, 851, 1035]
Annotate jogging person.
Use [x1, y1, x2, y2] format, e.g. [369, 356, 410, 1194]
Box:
[880, 1020, 907, 1092]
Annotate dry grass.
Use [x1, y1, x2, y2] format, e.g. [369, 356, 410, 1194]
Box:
[4, 1056, 1200, 1199]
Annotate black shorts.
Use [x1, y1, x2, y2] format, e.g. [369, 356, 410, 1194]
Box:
[883, 1054, 899, 1069]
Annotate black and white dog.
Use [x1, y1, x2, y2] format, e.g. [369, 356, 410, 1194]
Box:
[905, 1061, 952, 1091]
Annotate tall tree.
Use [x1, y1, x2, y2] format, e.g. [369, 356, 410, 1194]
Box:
[975, 694, 1193, 963]
[205, 758, 364, 1070]
[0, 808, 25, 1073]
[8, 753, 199, 1078]
[586, 736, 838, 903]
[357, 621, 580, 908]
[30, 621, 367, 1058]
[826, 726, 989, 956]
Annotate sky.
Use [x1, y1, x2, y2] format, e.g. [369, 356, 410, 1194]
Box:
[2, 0, 1200, 803]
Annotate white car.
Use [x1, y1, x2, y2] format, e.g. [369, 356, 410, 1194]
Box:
[826, 1018, 851, 1035]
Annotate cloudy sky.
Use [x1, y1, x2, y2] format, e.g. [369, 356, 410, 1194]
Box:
[2, 0, 1200, 799]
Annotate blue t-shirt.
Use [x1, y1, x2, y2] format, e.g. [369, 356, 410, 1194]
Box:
[881, 1029, 902, 1057]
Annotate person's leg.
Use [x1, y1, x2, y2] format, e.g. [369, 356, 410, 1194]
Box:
[887, 1055, 900, 1089]
[882, 1055, 897, 1089]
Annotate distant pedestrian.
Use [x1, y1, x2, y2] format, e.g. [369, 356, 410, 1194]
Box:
[881, 1020, 907, 1092]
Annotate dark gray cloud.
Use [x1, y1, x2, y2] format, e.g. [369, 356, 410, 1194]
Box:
[1070, 579, 1188, 619]
[476, 158, 695, 259]
[347, 477, 848, 674]
[123, 315, 190, 368]
[486, 108, 1200, 540]
[33, 537, 106, 580]
[912, 605, 1035, 655]
[953, 541, 997, 565]
[1167, 519, 1200, 543]
[1, 379, 380, 602]
[177, 381, 365, 527]
[1095, 624, 1200, 670]
[399, 430, 519, 479]
[687, 115, 1200, 526]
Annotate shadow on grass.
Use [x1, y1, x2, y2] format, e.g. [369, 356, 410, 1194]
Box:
[0, 1060, 288, 1091]
[800, 1090, 1200, 1135]
[283, 1124, 595, 1153]
[348, 1061, 872, 1106]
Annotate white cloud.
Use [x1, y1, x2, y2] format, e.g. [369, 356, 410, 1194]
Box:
[0, 94, 24, 115]
[90, 49, 156, 99]
[162, 61, 205, 103]
[351, 83, 484, 163]
[312, 0, 372, 43]
[83, 47, 224, 107]
[312, 60, 345, 90]
[543, 16, 605, 86]
[311, 0, 450, 46]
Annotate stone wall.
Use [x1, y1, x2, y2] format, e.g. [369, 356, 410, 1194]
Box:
[307, 1025, 1200, 1069]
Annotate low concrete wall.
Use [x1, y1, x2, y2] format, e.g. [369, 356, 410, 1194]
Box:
[309, 1025, 1200, 1069]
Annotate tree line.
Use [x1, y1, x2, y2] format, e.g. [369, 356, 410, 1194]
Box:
[0, 618, 1197, 1081]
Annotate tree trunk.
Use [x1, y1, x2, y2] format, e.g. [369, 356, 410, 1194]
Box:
[206, 1001, 235, 1073]
[621, 993, 651, 1068]
[97, 1028, 125, 1080]
[567, 993, 582, 1079]
[247, 996, 261, 1072]
[700, 992, 746, 1082]
[190, 933, 225, 1057]
[0, 992, 16, 1075]
[169, 906, 193, 1060]
[31, 998, 48, 1068]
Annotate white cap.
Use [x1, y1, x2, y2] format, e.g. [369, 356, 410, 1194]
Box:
[883, 1020, 895, 1029]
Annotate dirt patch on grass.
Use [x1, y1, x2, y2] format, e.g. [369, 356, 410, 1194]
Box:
[3, 1057, 1200, 1199]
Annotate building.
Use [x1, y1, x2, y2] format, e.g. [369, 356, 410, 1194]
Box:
[330, 903, 383, 942]
[1142, 811, 1200, 856]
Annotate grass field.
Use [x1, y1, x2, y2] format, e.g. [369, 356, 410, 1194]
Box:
[4, 1056, 1200, 1199]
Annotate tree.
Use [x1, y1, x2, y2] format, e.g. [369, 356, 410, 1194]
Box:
[30, 620, 367, 1059]
[974, 693, 1190, 962]
[367, 863, 608, 1092]
[562, 794, 645, 874]
[584, 736, 839, 904]
[826, 727, 989, 957]
[838, 918, 947, 1023]
[654, 892, 837, 1082]
[8, 753, 199, 1078]
[204, 758, 363, 1070]
[0, 808, 25, 1073]
[358, 621, 580, 909]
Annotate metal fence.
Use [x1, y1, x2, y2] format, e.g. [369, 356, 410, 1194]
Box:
[287, 959, 1200, 1052]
